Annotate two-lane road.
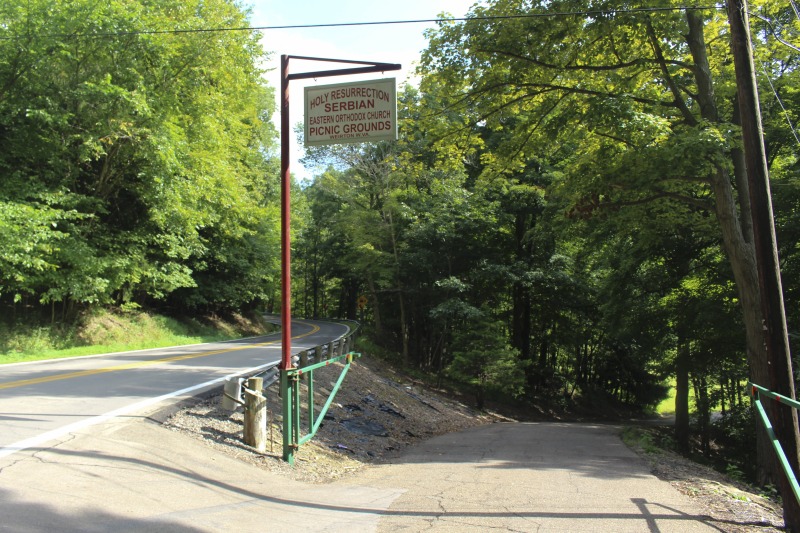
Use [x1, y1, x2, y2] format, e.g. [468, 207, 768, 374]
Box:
[0, 318, 348, 458]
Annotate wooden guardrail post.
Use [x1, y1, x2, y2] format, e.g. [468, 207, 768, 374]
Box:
[298, 350, 308, 381]
[327, 341, 335, 360]
[315, 344, 323, 361]
[243, 376, 267, 453]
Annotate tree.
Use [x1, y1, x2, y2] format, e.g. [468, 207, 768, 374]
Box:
[0, 0, 279, 315]
[418, 0, 799, 505]
[727, 0, 799, 524]
[447, 313, 527, 409]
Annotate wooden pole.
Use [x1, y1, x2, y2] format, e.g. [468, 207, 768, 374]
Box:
[726, 1, 800, 528]
[243, 377, 266, 453]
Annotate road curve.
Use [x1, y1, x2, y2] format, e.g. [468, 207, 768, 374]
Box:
[0, 318, 349, 458]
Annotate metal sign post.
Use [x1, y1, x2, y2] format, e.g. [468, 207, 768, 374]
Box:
[280, 55, 400, 464]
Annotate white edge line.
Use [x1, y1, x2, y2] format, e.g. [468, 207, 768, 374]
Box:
[0, 361, 280, 460]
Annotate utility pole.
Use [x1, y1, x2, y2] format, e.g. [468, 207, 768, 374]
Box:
[726, 1, 800, 529]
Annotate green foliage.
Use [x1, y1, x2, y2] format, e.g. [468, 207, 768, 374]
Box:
[710, 405, 758, 480]
[292, 1, 800, 449]
[620, 427, 662, 455]
[725, 463, 746, 484]
[0, 0, 279, 313]
[0, 307, 272, 364]
[447, 314, 528, 409]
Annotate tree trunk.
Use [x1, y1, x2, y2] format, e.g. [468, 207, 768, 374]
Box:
[312, 231, 320, 319]
[511, 282, 532, 362]
[694, 375, 711, 456]
[385, 209, 409, 366]
[366, 273, 383, 336]
[727, 2, 800, 528]
[685, 9, 777, 488]
[398, 290, 409, 366]
[675, 339, 691, 455]
[511, 211, 533, 362]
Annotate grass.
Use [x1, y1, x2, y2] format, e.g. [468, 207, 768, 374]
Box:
[656, 381, 679, 415]
[654, 379, 744, 417]
[655, 378, 705, 416]
[621, 426, 662, 454]
[0, 309, 274, 365]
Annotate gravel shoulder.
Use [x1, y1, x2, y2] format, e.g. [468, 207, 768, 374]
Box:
[164, 355, 501, 482]
[163, 354, 785, 531]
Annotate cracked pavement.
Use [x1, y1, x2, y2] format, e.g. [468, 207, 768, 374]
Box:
[0, 416, 725, 532]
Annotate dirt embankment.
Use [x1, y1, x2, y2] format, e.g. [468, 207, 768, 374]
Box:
[165, 355, 503, 482]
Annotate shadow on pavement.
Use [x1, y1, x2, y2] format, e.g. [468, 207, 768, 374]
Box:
[0, 445, 750, 532]
[0, 486, 204, 533]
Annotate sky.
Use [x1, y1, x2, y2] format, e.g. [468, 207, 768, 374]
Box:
[246, 1, 480, 181]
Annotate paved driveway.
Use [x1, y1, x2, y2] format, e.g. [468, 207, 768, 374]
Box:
[0, 416, 724, 532]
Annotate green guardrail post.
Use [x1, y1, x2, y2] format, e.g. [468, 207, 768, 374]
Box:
[281, 344, 362, 463]
[306, 368, 316, 433]
[281, 368, 295, 465]
[299, 352, 360, 446]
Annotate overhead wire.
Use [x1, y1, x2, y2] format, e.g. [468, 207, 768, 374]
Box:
[0, 6, 723, 40]
[2, 3, 797, 148]
[750, 6, 800, 148]
[759, 61, 800, 147]
[752, 13, 800, 52]
[791, 0, 800, 23]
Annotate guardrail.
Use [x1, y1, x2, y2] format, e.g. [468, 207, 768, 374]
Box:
[748, 382, 800, 505]
[222, 320, 360, 465]
[282, 321, 360, 464]
[282, 349, 361, 464]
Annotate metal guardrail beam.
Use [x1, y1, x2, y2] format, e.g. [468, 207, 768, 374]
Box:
[218, 319, 360, 465]
[750, 382, 800, 410]
[281, 322, 360, 465]
[222, 320, 360, 402]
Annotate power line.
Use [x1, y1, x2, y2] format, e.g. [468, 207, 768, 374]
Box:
[753, 13, 800, 53]
[759, 61, 800, 147]
[0, 6, 724, 40]
[791, 0, 800, 23]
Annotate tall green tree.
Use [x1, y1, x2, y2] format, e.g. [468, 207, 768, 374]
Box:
[418, 0, 800, 501]
[0, 0, 279, 315]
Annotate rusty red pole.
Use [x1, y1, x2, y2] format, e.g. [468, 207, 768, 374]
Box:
[277, 55, 400, 464]
[280, 54, 292, 371]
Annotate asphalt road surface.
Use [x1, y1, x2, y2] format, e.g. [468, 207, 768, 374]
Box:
[0, 319, 731, 532]
[0, 418, 721, 532]
[0, 318, 348, 459]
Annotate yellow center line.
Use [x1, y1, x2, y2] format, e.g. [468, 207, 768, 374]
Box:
[0, 321, 321, 391]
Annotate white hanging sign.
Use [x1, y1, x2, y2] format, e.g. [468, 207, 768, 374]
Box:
[304, 78, 397, 146]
